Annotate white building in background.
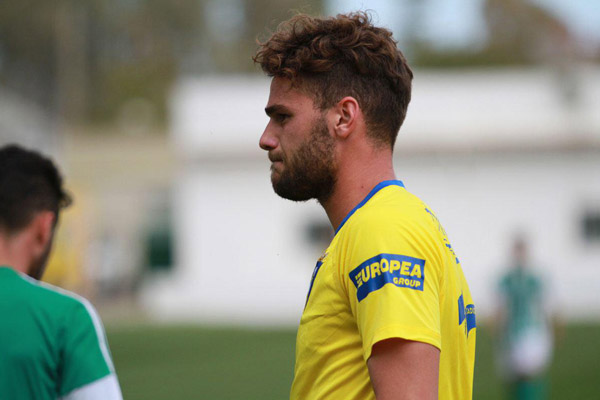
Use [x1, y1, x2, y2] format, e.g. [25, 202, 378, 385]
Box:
[141, 66, 600, 325]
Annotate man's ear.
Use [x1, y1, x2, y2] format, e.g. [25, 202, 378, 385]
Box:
[330, 96, 360, 140]
[31, 211, 56, 254]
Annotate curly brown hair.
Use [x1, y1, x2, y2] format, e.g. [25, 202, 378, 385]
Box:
[254, 11, 413, 148]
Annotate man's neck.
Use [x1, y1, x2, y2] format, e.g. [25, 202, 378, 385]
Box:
[0, 235, 30, 276]
[319, 148, 396, 232]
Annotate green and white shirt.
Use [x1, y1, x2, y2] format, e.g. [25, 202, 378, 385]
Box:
[0, 266, 122, 400]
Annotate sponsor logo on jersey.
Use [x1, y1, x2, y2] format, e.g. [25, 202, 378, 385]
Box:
[458, 294, 476, 336]
[350, 254, 425, 301]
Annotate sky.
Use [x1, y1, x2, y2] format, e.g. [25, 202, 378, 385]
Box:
[326, 0, 600, 50]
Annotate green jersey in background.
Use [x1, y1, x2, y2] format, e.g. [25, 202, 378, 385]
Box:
[0, 266, 122, 400]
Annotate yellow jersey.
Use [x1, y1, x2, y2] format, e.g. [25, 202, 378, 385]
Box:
[290, 180, 476, 400]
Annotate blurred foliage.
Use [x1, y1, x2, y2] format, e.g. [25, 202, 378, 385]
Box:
[0, 0, 322, 126]
[412, 0, 573, 68]
[0, 0, 56, 111]
[0, 0, 201, 125]
[0, 0, 592, 127]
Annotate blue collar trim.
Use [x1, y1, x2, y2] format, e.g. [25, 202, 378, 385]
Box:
[334, 180, 405, 235]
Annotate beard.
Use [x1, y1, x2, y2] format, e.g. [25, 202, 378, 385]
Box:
[271, 116, 337, 202]
[28, 236, 54, 280]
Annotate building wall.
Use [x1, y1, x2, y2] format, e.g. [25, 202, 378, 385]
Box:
[146, 69, 600, 324]
[396, 149, 600, 320]
[142, 148, 600, 323]
[142, 158, 324, 324]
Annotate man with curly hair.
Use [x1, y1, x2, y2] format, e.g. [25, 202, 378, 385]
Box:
[255, 12, 476, 400]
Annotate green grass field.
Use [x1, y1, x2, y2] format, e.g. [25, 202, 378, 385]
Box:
[107, 323, 600, 400]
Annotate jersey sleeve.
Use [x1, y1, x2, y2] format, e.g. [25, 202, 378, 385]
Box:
[339, 209, 443, 361]
[58, 299, 122, 399]
[59, 374, 122, 400]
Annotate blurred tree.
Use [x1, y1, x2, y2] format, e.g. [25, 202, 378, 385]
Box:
[0, 0, 324, 128]
[413, 0, 573, 68]
[483, 0, 571, 63]
[86, 0, 202, 125]
[0, 0, 204, 127]
[189, 0, 323, 74]
[0, 0, 58, 115]
[1, 0, 587, 127]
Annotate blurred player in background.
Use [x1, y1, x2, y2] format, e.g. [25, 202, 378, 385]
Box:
[255, 12, 476, 400]
[0, 145, 122, 400]
[494, 235, 558, 400]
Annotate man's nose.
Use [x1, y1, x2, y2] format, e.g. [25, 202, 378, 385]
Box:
[259, 123, 278, 151]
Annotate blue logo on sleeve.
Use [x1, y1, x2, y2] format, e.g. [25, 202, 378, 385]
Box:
[349, 254, 426, 302]
[458, 294, 476, 336]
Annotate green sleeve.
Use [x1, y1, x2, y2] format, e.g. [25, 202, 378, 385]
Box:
[58, 300, 113, 397]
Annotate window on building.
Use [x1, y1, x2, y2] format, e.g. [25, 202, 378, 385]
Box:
[582, 210, 600, 243]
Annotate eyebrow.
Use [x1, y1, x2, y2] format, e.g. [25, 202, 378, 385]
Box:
[265, 104, 290, 117]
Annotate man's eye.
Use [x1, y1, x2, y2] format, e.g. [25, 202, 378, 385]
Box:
[276, 114, 290, 123]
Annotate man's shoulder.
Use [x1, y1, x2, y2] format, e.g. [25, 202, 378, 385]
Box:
[345, 187, 435, 234]
[16, 273, 94, 317]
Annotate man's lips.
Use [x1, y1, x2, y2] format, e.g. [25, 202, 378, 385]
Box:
[269, 155, 283, 174]
[268, 153, 283, 163]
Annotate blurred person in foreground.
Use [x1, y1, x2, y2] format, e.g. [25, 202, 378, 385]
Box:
[494, 236, 558, 400]
[0, 145, 122, 400]
[255, 12, 476, 400]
